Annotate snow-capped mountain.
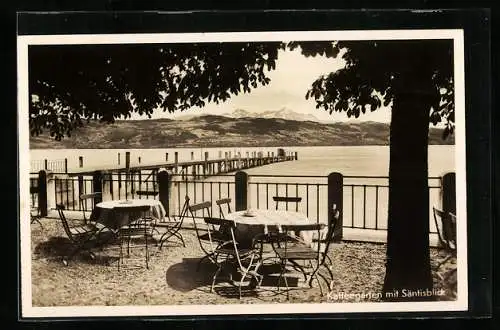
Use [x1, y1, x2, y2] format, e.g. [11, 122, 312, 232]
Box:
[223, 107, 321, 122]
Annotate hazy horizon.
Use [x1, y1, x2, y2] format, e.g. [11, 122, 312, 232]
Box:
[128, 48, 392, 124]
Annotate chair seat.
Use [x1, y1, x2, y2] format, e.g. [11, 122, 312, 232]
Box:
[69, 224, 98, 236]
[274, 246, 318, 260]
[120, 224, 153, 238]
[198, 231, 228, 242]
[154, 220, 182, 228]
[216, 246, 257, 258]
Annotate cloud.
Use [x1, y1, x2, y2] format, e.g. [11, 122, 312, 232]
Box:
[132, 47, 391, 123]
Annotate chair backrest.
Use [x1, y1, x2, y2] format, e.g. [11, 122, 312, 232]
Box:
[433, 207, 457, 251]
[79, 192, 102, 221]
[273, 196, 302, 211]
[136, 190, 159, 198]
[56, 204, 75, 241]
[203, 217, 257, 270]
[188, 201, 212, 233]
[216, 198, 232, 219]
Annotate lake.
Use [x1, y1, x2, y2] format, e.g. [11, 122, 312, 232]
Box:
[30, 145, 454, 177]
[29, 145, 455, 233]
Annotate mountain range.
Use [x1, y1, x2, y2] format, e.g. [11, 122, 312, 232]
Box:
[29, 111, 454, 149]
[176, 108, 322, 122]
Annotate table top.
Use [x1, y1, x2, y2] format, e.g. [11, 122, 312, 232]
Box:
[226, 209, 310, 227]
[96, 199, 163, 210]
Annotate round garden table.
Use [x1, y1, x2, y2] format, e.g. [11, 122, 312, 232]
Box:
[225, 209, 320, 247]
[91, 199, 166, 230]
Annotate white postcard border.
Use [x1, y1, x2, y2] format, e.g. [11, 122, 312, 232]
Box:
[18, 29, 467, 318]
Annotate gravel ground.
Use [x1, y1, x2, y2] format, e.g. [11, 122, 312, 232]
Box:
[29, 217, 457, 307]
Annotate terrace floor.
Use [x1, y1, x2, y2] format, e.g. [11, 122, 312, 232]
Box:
[27, 214, 457, 307]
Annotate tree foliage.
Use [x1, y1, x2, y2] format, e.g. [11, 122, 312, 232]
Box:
[289, 40, 455, 137]
[29, 42, 281, 140]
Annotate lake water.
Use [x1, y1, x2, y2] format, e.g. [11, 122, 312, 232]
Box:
[29, 145, 455, 233]
[30, 145, 454, 177]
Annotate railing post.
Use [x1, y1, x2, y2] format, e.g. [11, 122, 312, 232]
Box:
[235, 171, 248, 211]
[442, 172, 456, 241]
[37, 170, 48, 217]
[92, 171, 103, 204]
[328, 172, 343, 242]
[64, 158, 68, 173]
[174, 152, 179, 173]
[157, 169, 171, 216]
[44, 159, 48, 170]
[79, 156, 83, 168]
[442, 172, 456, 215]
[295, 152, 298, 160]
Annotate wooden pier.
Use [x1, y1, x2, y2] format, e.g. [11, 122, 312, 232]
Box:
[67, 152, 298, 179]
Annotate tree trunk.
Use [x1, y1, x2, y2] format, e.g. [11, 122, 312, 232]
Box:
[382, 89, 433, 301]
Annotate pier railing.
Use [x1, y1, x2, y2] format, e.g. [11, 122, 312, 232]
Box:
[29, 168, 456, 240]
[31, 158, 68, 173]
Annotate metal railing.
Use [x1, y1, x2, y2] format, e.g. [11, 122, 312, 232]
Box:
[31, 159, 67, 173]
[36, 170, 447, 234]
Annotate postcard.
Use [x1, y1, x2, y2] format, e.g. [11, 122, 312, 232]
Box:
[18, 23, 467, 318]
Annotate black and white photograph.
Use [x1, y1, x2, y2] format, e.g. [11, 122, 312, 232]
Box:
[18, 29, 467, 317]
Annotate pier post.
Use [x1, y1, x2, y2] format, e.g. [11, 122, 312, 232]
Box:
[204, 152, 209, 176]
[191, 152, 194, 161]
[165, 153, 169, 162]
[174, 152, 179, 173]
[92, 171, 103, 204]
[328, 172, 343, 242]
[79, 156, 83, 168]
[118, 153, 120, 165]
[235, 171, 248, 211]
[125, 152, 130, 170]
[295, 152, 298, 160]
[37, 170, 48, 217]
[157, 169, 172, 216]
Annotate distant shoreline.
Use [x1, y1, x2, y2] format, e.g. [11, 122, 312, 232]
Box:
[28, 116, 454, 149]
[29, 143, 454, 150]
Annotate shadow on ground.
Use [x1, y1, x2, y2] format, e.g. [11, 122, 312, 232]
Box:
[165, 257, 217, 293]
[33, 236, 120, 266]
[165, 257, 302, 300]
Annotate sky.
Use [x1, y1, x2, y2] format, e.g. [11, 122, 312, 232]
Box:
[130, 48, 392, 123]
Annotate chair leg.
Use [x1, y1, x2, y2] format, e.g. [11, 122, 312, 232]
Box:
[145, 227, 149, 269]
[211, 263, 223, 293]
[118, 235, 123, 271]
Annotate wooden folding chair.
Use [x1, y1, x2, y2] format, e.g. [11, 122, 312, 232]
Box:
[56, 204, 114, 266]
[433, 207, 457, 279]
[204, 217, 263, 299]
[155, 195, 189, 249]
[79, 192, 102, 224]
[115, 205, 154, 270]
[188, 201, 230, 271]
